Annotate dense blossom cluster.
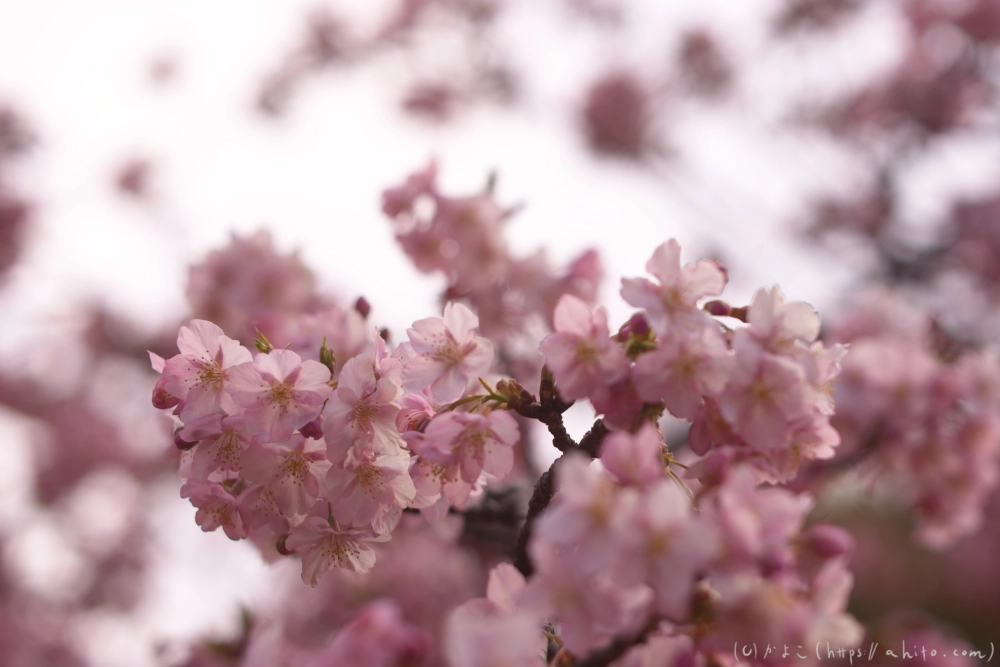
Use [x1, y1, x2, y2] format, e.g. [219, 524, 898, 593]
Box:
[816, 291, 1000, 547]
[146, 166, 910, 666]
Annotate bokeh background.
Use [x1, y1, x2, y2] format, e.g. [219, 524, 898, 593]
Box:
[2, 0, 1000, 665]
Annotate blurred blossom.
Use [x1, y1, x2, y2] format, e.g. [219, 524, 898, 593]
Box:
[581, 69, 655, 158]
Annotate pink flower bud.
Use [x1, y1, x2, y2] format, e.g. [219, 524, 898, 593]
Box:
[801, 524, 854, 559]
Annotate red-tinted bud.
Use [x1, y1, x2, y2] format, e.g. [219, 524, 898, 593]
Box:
[801, 524, 854, 559]
[174, 427, 197, 451]
[300, 417, 324, 440]
[355, 296, 371, 319]
[152, 377, 180, 409]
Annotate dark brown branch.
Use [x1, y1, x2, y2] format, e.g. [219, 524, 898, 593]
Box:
[512, 456, 559, 577]
[511, 418, 609, 577]
[572, 617, 660, 667]
[509, 377, 576, 453]
[578, 418, 609, 457]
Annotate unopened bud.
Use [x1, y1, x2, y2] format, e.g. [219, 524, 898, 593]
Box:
[379, 327, 390, 342]
[253, 328, 274, 353]
[319, 337, 336, 375]
[703, 300, 731, 317]
[300, 417, 324, 440]
[152, 377, 180, 409]
[174, 427, 197, 451]
[355, 296, 371, 319]
[801, 524, 854, 559]
[618, 312, 651, 340]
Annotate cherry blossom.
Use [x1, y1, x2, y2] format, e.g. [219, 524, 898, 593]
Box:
[539, 294, 628, 400]
[402, 302, 494, 402]
[241, 435, 330, 517]
[418, 409, 519, 485]
[161, 319, 252, 420]
[620, 239, 727, 334]
[599, 424, 668, 489]
[322, 349, 404, 458]
[227, 349, 333, 442]
[632, 324, 731, 420]
[285, 503, 390, 585]
[326, 447, 416, 532]
[180, 479, 247, 540]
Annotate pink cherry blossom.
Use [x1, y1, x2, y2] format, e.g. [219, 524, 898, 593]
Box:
[304, 600, 432, 667]
[718, 336, 813, 453]
[539, 294, 628, 401]
[227, 349, 333, 443]
[241, 436, 330, 517]
[747, 285, 821, 350]
[178, 413, 252, 481]
[285, 502, 390, 585]
[402, 302, 494, 402]
[533, 453, 623, 571]
[620, 239, 727, 334]
[406, 452, 478, 511]
[613, 480, 719, 617]
[326, 448, 416, 532]
[321, 350, 404, 458]
[521, 539, 652, 655]
[702, 468, 814, 575]
[180, 479, 247, 540]
[632, 325, 732, 420]
[599, 424, 668, 489]
[161, 319, 253, 420]
[444, 603, 546, 667]
[589, 375, 644, 432]
[236, 483, 288, 536]
[395, 392, 436, 432]
[418, 409, 519, 484]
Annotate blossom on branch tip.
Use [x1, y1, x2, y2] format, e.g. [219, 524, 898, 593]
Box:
[620, 239, 727, 334]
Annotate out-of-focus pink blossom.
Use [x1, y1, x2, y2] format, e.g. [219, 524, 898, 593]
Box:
[419, 409, 519, 484]
[304, 600, 432, 667]
[599, 424, 667, 489]
[621, 239, 727, 335]
[539, 294, 628, 401]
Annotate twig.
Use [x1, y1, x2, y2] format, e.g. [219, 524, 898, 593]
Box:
[572, 617, 660, 667]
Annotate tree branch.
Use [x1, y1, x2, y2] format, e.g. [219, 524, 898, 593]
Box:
[511, 417, 609, 577]
[572, 617, 660, 667]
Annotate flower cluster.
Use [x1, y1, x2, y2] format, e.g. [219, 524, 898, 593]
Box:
[825, 291, 1000, 547]
[448, 447, 860, 665]
[152, 301, 522, 586]
[152, 164, 1000, 666]
[382, 162, 602, 348]
[541, 238, 846, 483]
